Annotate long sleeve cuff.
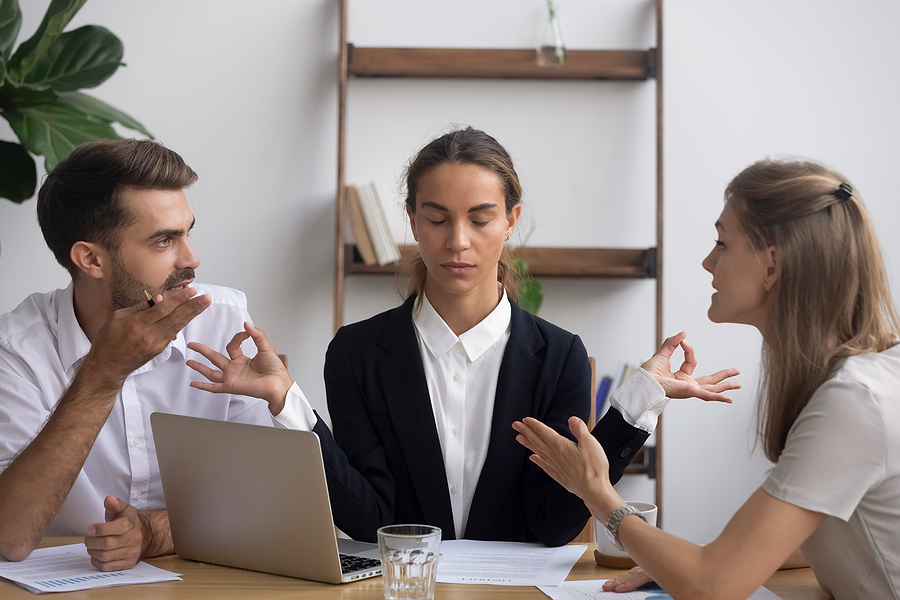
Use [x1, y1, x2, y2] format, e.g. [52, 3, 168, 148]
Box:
[609, 368, 668, 433]
[272, 382, 318, 431]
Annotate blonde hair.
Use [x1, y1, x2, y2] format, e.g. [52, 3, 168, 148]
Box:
[725, 159, 900, 462]
[400, 127, 520, 306]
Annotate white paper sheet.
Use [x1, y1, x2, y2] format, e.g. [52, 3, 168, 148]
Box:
[436, 540, 586, 586]
[537, 579, 784, 599]
[0, 544, 181, 594]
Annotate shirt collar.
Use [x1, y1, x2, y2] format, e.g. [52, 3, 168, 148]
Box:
[57, 283, 91, 374]
[413, 290, 511, 362]
[57, 282, 185, 376]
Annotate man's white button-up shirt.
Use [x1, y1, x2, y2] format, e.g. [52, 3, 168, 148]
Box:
[0, 283, 280, 535]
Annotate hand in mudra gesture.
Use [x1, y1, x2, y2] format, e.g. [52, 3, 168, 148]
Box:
[187, 322, 294, 414]
[641, 331, 740, 403]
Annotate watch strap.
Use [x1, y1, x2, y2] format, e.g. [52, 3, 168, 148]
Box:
[605, 505, 647, 551]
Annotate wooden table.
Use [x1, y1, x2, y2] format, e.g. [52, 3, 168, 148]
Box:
[0, 537, 830, 599]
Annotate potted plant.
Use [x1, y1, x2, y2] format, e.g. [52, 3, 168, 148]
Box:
[0, 0, 151, 205]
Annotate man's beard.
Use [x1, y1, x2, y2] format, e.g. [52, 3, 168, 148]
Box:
[109, 252, 195, 310]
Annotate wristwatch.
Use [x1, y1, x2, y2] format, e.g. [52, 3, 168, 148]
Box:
[604, 505, 647, 551]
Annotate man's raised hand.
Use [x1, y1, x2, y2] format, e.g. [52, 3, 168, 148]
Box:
[85, 287, 211, 386]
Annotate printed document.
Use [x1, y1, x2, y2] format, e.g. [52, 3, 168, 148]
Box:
[537, 579, 784, 599]
[436, 540, 586, 586]
[0, 544, 181, 594]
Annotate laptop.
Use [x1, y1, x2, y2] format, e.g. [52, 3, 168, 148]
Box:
[150, 412, 382, 584]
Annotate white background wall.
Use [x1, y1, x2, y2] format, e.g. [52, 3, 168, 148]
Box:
[1, 0, 898, 544]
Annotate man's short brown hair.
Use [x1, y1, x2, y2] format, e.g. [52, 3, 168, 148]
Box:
[37, 139, 198, 278]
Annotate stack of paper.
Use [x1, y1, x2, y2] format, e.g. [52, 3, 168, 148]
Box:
[0, 544, 181, 594]
[538, 580, 784, 599]
[436, 540, 586, 587]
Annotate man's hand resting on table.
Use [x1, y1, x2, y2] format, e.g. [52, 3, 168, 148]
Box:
[84, 497, 150, 571]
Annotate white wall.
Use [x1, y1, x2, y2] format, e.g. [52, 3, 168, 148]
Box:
[1, 0, 898, 543]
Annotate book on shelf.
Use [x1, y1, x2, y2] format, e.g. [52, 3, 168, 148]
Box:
[595, 376, 613, 418]
[612, 362, 637, 391]
[354, 182, 400, 266]
[346, 185, 377, 266]
[597, 363, 637, 421]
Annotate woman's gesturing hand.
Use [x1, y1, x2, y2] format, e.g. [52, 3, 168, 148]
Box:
[642, 331, 740, 403]
[512, 416, 623, 522]
[186, 322, 294, 415]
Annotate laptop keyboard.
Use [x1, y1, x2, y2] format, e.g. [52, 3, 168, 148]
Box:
[340, 554, 382, 574]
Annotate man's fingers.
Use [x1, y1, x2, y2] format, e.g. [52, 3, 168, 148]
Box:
[89, 554, 138, 572]
[139, 287, 196, 320]
[185, 360, 223, 383]
[87, 516, 132, 539]
[187, 341, 235, 372]
[190, 380, 224, 394]
[85, 532, 126, 552]
[153, 293, 211, 338]
[103, 496, 123, 522]
[186, 341, 220, 364]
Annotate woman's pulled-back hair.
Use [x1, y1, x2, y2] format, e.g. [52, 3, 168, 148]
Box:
[401, 127, 521, 304]
[725, 159, 900, 462]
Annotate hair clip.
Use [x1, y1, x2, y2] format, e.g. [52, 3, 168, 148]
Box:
[834, 182, 852, 202]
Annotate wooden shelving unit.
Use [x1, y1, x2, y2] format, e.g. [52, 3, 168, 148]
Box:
[345, 245, 656, 278]
[334, 0, 664, 517]
[348, 46, 656, 80]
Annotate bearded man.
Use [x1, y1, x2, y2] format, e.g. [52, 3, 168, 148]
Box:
[0, 140, 304, 570]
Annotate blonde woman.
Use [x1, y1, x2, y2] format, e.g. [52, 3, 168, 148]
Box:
[514, 159, 900, 599]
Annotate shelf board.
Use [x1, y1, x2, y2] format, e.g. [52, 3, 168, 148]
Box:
[346, 245, 656, 278]
[348, 46, 656, 80]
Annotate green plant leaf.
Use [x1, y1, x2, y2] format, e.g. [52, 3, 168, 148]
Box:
[510, 257, 543, 315]
[59, 91, 152, 138]
[2, 100, 118, 170]
[0, 139, 36, 202]
[22, 25, 123, 92]
[0, 0, 22, 59]
[7, 0, 88, 83]
[518, 278, 544, 315]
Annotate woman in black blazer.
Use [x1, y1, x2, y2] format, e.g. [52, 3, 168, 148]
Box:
[189, 127, 737, 546]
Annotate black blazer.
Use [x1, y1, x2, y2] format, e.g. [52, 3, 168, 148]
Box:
[313, 296, 649, 546]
